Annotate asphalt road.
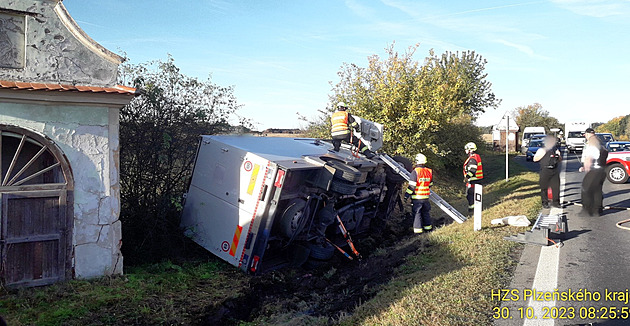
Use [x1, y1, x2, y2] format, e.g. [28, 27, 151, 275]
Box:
[556, 151, 630, 326]
[497, 152, 630, 326]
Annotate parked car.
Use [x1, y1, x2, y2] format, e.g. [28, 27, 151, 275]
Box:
[530, 134, 546, 142]
[605, 141, 630, 184]
[596, 133, 615, 144]
[526, 139, 544, 161]
[521, 127, 546, 153]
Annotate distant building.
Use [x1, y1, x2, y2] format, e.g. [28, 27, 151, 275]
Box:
[0, 0, 136, 287]
[492, 116, 519, 152]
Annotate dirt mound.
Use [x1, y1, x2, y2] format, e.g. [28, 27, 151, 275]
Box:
[203, 209, 449, 325]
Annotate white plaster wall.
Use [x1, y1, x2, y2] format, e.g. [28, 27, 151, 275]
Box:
[0, 102, 123, 278]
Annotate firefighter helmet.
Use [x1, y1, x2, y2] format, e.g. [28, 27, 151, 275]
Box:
[464, 142, 477, 152]
[415, 153, 427, 165]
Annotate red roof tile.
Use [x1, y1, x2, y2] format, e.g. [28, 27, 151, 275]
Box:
[0, 80, 137, 95]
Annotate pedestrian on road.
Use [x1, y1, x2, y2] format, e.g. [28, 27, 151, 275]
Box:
[463, 142, 484, 213]
[405, 153, 433, 234]
[534, 135, 562, 208]
[330, 102, 375, 158]
[579, 128, 608, 216]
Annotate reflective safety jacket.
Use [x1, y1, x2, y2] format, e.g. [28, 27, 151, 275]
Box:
[331, 110, 358, 137]
[407, 166, 433, 199]
[464, 153, 484, 181]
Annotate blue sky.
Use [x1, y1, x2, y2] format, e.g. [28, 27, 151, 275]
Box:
[64, 0, 630, 130]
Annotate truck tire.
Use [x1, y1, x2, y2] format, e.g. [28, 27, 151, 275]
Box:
[330, 179, 358, 195]
[606, 163, 629, 184]
[278, 199, 307, 238]
[307, 242, 335, 260]
[325, 160, 363, 183]
[386, 155, 412, 183]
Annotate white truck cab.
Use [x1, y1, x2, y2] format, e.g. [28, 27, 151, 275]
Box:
[565, 122, 588, 153]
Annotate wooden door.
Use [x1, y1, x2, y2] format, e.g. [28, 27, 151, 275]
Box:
[0, 126, 73, 287]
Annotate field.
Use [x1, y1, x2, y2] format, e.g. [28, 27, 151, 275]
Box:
[0, 153, 541, 325]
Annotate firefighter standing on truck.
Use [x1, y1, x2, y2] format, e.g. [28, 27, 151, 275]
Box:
[405, 153, 433, 234]
[330, 102, 375, 158]
[463, 142, 483, 213]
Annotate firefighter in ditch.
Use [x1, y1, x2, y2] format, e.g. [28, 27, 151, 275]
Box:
[405, 153, 433, 233]
[330, 102, 375, 158]
[533, 135, 562, 208]
[463, 142, 484, 213]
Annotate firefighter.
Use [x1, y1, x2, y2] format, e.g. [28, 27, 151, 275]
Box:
[533, 135, 562, 208]
[330, 102, 375, 158]
[463, 142, 483, 212]
[405, 153, 433, 233]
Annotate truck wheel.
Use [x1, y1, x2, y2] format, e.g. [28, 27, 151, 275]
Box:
[278, 199, 307, 238]
[330, 179, 358, 195]
[307, 242, 335, 260]
[606, 164, 629, 184]
[385, 155, 412, 183]
[325, 160, 363, 183]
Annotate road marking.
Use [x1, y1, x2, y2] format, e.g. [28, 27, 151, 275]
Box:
[523, 149, 567, 326]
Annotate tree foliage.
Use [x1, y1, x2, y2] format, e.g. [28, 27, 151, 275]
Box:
[324, 44, 500, 170]
[596, 115, 630, 140]
[512, 103, 562, 134]
[118, 55, 246, 263]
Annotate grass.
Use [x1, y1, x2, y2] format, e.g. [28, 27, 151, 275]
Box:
[0, 260, 249, 325]
[340, 152, 542, 325]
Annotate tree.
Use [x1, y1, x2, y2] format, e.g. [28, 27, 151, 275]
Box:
[596, 115, 630, 140]
[324, 44, 500, 170]
[512, 103, 562, 133]
[118, 55, 246, 263]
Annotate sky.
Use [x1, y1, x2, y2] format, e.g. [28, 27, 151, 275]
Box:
[63, 0, 630, 130]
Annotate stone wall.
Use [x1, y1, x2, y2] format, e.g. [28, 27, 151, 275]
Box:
[0, 103, 123, 278]
[0, 0, 121, 86]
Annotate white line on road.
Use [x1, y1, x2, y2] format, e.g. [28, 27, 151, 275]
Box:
[523, 149, 568, 326]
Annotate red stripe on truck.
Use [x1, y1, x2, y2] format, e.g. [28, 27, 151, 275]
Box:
[228, 225, 243, 257]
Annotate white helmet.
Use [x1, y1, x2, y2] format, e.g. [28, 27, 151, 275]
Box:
[464, 142, 477, 152]
[337, 102, 347, 109]
[415, 153, 427, 165]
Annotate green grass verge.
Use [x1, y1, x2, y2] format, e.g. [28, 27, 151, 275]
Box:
[0, 260, 248, 326]
[340, 154, 541, 325]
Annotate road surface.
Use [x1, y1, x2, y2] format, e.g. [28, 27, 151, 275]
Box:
[497, 151, 630, 326]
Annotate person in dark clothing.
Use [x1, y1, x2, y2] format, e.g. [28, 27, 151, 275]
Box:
[330, 102, 375, 158]
[579, 128, 608, 216]
[533, 135, 562, 208]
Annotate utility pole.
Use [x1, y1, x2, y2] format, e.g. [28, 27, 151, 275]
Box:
[505, 114, 509, 181]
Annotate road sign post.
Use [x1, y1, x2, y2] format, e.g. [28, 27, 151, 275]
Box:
[474, 184, 483, 231]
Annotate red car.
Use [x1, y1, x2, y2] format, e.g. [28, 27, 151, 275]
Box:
[605, 142, 630, 184]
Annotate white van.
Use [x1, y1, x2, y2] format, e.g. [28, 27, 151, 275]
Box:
[565, 122, 588, 153]
[521, 126, 546, 153]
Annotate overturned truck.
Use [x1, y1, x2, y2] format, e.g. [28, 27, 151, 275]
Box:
[180, 118, 465, 273]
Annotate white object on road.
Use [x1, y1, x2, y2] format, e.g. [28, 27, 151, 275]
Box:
[491, 215, 531, 227]
[474, 184, 483, 231]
